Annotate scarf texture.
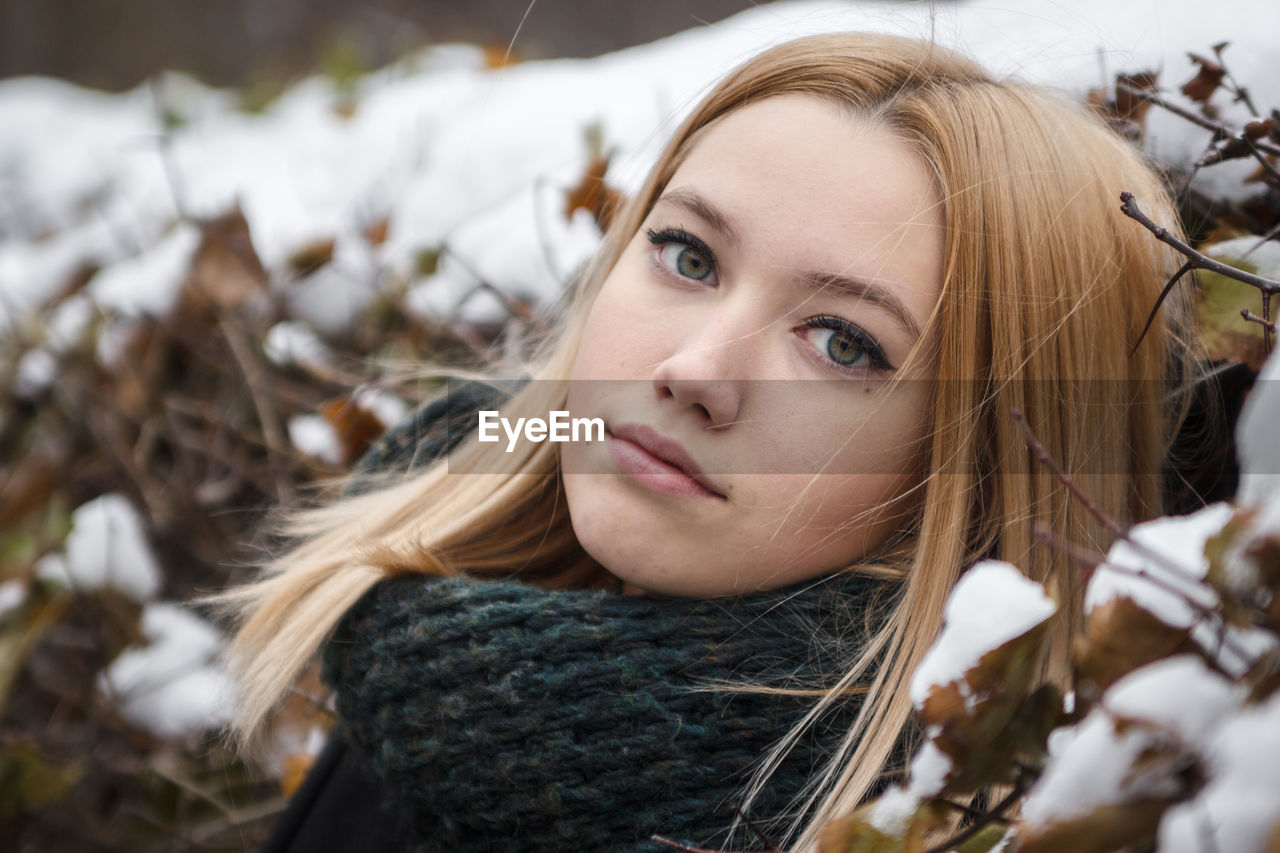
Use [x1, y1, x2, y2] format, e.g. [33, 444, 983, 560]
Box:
[320, 385, 893, 850]
[324, 571, 885, 851]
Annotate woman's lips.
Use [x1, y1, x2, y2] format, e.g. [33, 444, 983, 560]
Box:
[607, 424, 727, 500]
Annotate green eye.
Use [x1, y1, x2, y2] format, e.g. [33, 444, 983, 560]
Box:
[825, 331, 866, 365]
[646, 228, 720, 285]
[675, 246, 713, 280]
[798, 316, 893, 374]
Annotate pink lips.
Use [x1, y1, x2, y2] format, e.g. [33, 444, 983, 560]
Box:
[607, 424, 726, 500]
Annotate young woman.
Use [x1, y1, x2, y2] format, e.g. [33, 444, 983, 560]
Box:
[222, 32, 1199, 852]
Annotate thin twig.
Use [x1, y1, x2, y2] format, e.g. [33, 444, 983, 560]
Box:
[923, 769, 1031, 853]
[216, 311, 294, 502]
[939, 797, 1013, 825]
[1119, 193, 1280, 293]
[1212, 43, 1260, 117]
[1130, 260, 1195, 357]
[1032, 522, 1103, 574]
[733, 806, 783, 852]
[1243, 140, 1280, 188]
[1237, 220, 1280, 263]
[1011, 407, 1124, 541]
[1117, 83, 1280, 158]
[1241, 308, 1277, 333]
[1013, 409, 1255, 663]
[1264, 292, 1274, 355]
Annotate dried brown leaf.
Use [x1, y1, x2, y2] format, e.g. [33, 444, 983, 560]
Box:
[320, 395, 389, 466]
[919, 620, 1055, 793]
[565, 154, 623, 233]
[287, 238, 336, 277]
[1181, 53, 1226, 104]
[1245, 119, 1279, 141]
[1074, 596, 1195, 695]
[482, 44, 521, 69]
[1114, 71, 1159, 124]
[182, 207, 269, 313]
[1017, 799, 1169, 853]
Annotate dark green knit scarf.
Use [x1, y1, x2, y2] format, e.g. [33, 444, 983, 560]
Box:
[323, 570, 889, 852]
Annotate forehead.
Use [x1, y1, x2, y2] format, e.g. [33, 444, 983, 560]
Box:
[662, 94, 944, 317]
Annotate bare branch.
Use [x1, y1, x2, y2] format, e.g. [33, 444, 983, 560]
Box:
[1117, 83, 1280, 158]
[1119, 193, 1280, 294]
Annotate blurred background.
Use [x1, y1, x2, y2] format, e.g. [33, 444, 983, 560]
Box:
[0, 0, 834, 90]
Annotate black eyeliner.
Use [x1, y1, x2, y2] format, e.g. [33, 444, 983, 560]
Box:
[804, 315, 895, 371]
[644, 227, 719, 271]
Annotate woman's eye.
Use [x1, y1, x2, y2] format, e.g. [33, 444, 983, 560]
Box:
[799, 317, 893, 373]
[659, 244, 715, 281]
[644, 227, 719, 285]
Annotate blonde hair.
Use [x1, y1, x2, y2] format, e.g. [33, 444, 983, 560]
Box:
[217, 33, 1195, 850]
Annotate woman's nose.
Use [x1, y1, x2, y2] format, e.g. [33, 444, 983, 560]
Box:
[650, 326, 756, 429]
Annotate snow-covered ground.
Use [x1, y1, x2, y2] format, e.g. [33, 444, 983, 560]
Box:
[7, 3, 1280, 845]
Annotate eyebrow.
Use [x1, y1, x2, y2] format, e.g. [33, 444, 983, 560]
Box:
[654, 187, 925, 340]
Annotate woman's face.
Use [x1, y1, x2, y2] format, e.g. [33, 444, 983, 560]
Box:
[561, 94, 944, 597]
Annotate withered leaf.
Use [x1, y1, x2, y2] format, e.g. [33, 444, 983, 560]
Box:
[482, 44, 521, 69]
[1017, 799, 1169, 853]
[1113, 71, 1158, 124]
[1245, 119, 1278, 141]
[182, 206, 269, 313]
[1181, 53, 1226, 104]
[565, 153, 623, 233]
[918, 619, 1054, 793]
[1196, 265, 1271, 371]
[320, 395, 389, 466]
[818, 799, 944, 853]
[565, 122, 624, 232]
[1074, 596, 1194, 694]
[288, 238, 336, 277]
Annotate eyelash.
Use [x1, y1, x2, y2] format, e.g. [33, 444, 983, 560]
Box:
[644, 227, 719, 284]
[643, 225, 894, 375]
[798, 315, 895, 374]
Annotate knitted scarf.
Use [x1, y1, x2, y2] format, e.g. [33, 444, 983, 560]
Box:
[321, 386, 895, 851]
[324, 571, 891, 852]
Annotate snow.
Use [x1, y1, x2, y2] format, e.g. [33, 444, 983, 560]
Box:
[263, 319, 334, 372]
[1086, 503, 1233, 628]
[85, 222, 200, 319]
[3, 0, 1278, 343]
[36, 493, 162, 602]
[0, 579, 26, 619]
[908, 560, 1057, 707]
[905, 739, 953, 798]
[1021, 657, 1242, 828]
[1158, 691, 1280, 853]
[867, 785, 920, 836]
[288, 414, 343, 465]
[99, 602, 234, 739]
[356, 388, 410, 430]
[13, 348, 57, 398]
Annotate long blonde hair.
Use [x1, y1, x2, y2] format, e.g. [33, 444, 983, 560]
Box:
[218, 33, 1195, 850]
